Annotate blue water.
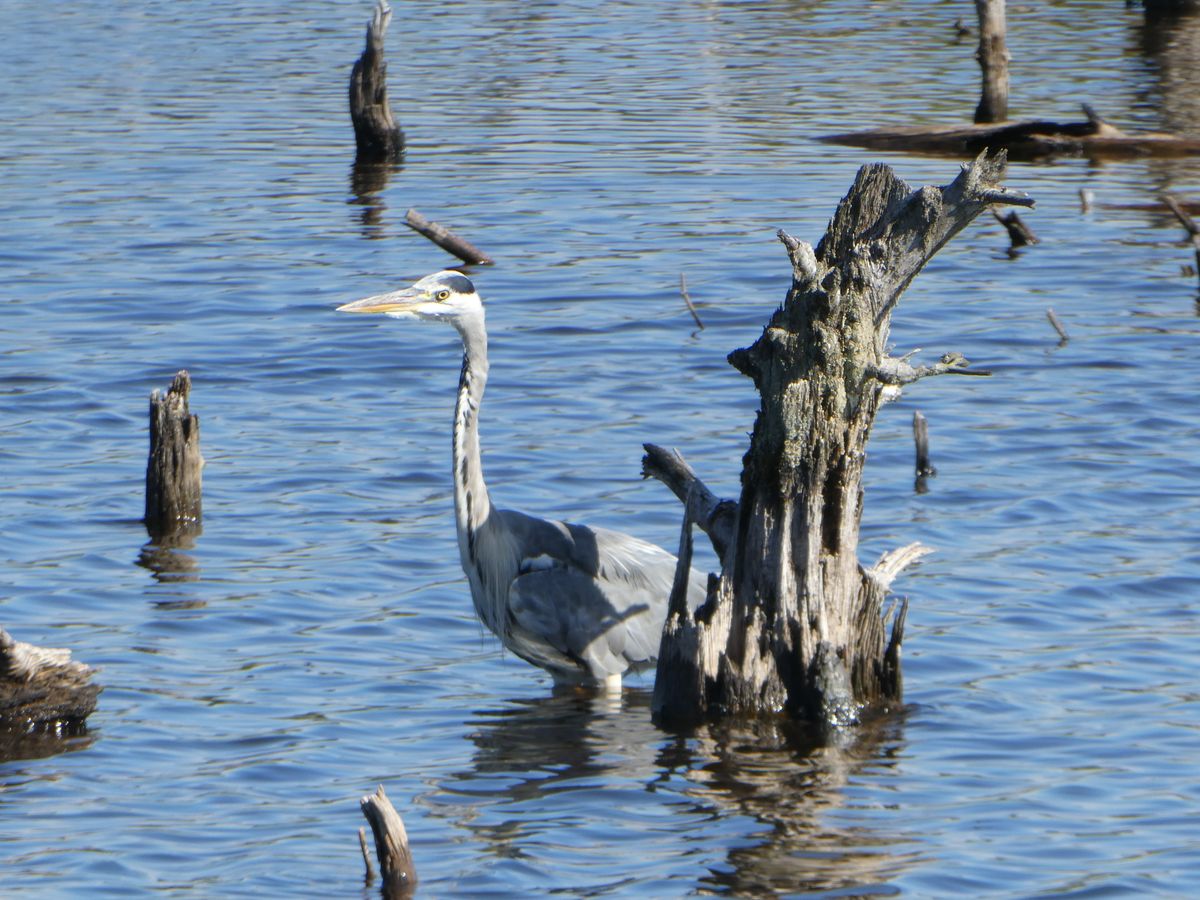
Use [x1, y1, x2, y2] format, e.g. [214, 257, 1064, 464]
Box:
[3, 0, 1200, 895]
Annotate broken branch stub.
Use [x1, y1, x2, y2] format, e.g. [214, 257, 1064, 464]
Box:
[652, 152, 1030, 727]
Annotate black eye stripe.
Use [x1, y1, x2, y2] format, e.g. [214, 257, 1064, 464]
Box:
[439, 273, 475, 295]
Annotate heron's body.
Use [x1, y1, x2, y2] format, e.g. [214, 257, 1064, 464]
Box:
[339, 271, 705, 689]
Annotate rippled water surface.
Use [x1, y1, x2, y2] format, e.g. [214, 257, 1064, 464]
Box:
[4, 1, 1200, 896]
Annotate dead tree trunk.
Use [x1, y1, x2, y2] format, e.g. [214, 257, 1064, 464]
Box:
[145, 370, 203, 540]
[974, 0, 1009, 124]
[349, 0, 405, 163]
[652, 152, 1031, 726]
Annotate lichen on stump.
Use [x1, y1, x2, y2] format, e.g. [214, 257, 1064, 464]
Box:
[652, 152, 1031, 728]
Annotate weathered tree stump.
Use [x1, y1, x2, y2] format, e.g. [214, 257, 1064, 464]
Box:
[350, 0, 405, 163]
[145, 370, 203, 540]
[360, 785, 416, 897]
[1, 627, 99, 736]
[650, 152, 1030, 727]
[974, 0, 1009, 124]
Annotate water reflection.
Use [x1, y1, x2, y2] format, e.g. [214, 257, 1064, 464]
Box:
[431, 691, 914, 895]
[136, 529, 202, 589]
[349, 160, 401, 238]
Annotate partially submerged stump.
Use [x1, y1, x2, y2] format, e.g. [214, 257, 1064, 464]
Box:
[145, 370, 203, 540]
[650, 152, 1029, 727]
[1, 627, 99, 736]
[822, 104, 1200, 161]
[974, 0, 1009, 124]
[350, 0, 405, 163]
[360, 785, 416, 897]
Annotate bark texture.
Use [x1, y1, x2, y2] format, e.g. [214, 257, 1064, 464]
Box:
[145, 370, 203, 540]
[349, 0, 405, 163]
[0, 627, 99, 734]
[974, 0, 1009, 124]
[653, 153, 1030, 726]
[360, 785, 416, 897]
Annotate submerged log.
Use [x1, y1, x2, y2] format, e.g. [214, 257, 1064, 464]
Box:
[974, 0, 1009, 124]
[651, 152, 1030, 727]
[821, 105, 1200, 161]
[350, 0, 405, 163]
[0, 627, 99, 734]
[404, 208, 494, 265]
[145, 370, 203, 540]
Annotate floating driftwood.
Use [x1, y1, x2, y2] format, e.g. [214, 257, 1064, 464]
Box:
[1, 627, 99, 737]
[350, 0, 405, 163]
[360, 785, 416, 897]
[145, 370, 203, 541]
[647, 152, 1024, 727]
[404, 208, 494, 266]
[822, 104, 1200, 161]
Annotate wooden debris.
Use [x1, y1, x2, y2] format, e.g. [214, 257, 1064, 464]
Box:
[145, 371, 203, 541]
[349, 0, 405, 163]
[651, 152, 1027, 726]
[974, 0, 1009, 124]
[993, 208, 1038, 250]
[913, 411, 936, 478]
[1046, 308, 1070, 344]
[642, 443, 735, 562]
[360, 785, 416, 896]
[679, 273, 704, 330]
[1, 627, 100, 736]
[821, 105, 1200, 161]
[404, 208, 494, 266]
[1162, 194, 1200, 284]
[357, 827, 375, 883]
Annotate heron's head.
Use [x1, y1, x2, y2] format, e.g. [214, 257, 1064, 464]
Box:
[338, 270, 482, 326]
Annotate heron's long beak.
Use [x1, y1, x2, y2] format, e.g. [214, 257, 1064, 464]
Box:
[337, 287, 424, 314]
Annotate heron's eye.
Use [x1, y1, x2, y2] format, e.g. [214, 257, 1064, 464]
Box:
[435, 290, 451, 302]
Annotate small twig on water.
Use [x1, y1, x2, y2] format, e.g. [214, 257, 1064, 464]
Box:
[679, 273, 704, 330]
[358, 826, 375, 884]
[1046, 308, 1069, 344]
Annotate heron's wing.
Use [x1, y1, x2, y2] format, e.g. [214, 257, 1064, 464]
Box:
[500, 511, 706, 679]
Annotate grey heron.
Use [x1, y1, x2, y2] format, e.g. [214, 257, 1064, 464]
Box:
[338, 270, 706, 690]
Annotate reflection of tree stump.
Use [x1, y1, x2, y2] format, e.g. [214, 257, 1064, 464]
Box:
[651, 153, 1030, 728]
[145, 371, 203, 540]
[0, 627, 99, 735]
[350, 0, 405, 163]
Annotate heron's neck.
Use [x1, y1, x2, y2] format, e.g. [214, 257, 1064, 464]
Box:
[452, 314, 493, 567]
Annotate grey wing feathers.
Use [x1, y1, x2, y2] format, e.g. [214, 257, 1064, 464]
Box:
[500, 510, 706, 680]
